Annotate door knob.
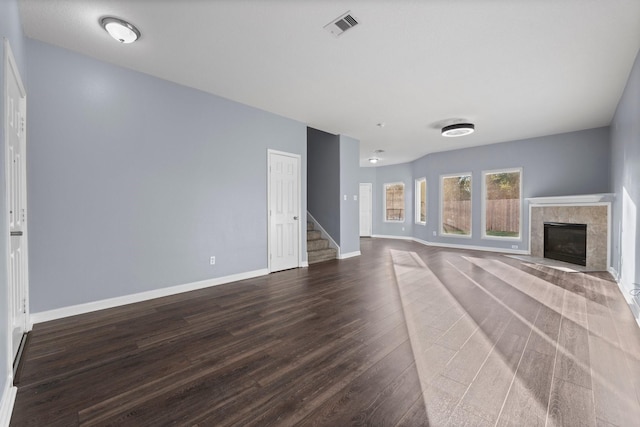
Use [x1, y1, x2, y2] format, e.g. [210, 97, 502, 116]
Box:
[293, 216, 299, 220]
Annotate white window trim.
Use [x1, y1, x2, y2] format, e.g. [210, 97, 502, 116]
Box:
[481, 167, 523, 241]
[440, 172, 472, 238]
[383, 182, 406, 223]
[415, 178, 427, 225]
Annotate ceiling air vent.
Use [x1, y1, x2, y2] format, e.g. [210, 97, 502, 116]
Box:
[324, 11, 359, 37]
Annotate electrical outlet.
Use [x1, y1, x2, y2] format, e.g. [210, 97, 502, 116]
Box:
[432, 231, 436, 236]
[210, 256, 216, 265]
[511, 245, 518, 249]
[402, 227, 405, 231]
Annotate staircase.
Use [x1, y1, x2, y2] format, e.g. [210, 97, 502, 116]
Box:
[307, 221, 337, 264]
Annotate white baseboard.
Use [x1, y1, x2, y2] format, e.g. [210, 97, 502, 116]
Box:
[30, 268, 269, 324]
[0, 379, 16, 427]
[607, 266, 620, 282]
[608, 267, 640, 328]
[415, 239, 530, 255]
[412, 237, 431, 247]
[339, 251, 361, 259]
[370, 234, 530, 255]
[301, 261, 309, 268]
[371, 234, 414, 241]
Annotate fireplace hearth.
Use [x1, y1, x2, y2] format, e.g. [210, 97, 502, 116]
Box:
[544, 222, 587, 266]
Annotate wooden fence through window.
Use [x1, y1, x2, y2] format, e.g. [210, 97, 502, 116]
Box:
[485, 199, 520, 233]
[442, 199, 519, 234]
[442, 200, 471, 233]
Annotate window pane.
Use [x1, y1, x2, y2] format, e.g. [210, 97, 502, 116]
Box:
[485, 171, 520, 238]
[441, 175, 471, 235]
[419, 180, 426, 222]
[385, 183, 404, 221]
[415, 179, 426, 224]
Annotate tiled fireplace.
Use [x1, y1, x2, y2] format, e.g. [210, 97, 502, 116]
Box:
[528, 194, 613, 271]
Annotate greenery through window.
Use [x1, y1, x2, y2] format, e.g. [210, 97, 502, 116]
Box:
[385, 183, 405, 222]
[415, 178, 426, 224]
[441, 174, 472, 236]
[483, 170, 521, 238]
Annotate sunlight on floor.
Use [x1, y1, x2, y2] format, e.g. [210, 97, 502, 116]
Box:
[390, 248, 640, 425]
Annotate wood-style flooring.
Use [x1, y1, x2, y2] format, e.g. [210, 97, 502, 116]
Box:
[10, 238, 640, 426]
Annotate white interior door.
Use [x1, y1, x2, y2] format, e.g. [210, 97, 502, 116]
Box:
[5, 39, 29, 366]
[359, 183, 372, 236]
[268, 150, 300, 272]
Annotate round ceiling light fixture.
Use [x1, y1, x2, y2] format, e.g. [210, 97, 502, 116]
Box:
[442, 123, 475, 137]
[369, 149, 384, 164]
[101, 17, 141, 43]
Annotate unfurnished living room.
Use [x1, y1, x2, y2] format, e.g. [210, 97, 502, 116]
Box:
[2, 0, 640, 426]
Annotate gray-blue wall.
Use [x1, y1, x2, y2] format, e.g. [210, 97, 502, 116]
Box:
[413, 127, 610, 251]
[26, 39, 307, 313]
[0, 0, 27, 401]
[611, 47, 640, 307]
[307, 128, 340, 243]
[371, 163, 414, 238]
[339, 135, 360, 254]
[363, 127, 611, 252]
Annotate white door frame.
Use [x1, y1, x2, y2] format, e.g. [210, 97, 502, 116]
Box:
[4, 38, 30, 384]
[359, 182, 372, 237]
[267, 149, 302, 272]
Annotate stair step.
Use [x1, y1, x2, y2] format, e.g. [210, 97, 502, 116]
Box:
[307, 238, 329, 251]
[308, 247, 337, 264]
[307, 222, 314, 231]
[307, 230, 321, 240]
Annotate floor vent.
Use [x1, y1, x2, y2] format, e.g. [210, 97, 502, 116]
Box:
[324, 11, 359, 37]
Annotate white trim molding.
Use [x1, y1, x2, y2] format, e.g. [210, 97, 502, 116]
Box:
[267, 149, 303, 272]
[383, 181, 406, 223]
[371, 234, 414, 241]
[371, 234, 529, 255]
[0, 378, 16, 427]
[412, 238, 529, 255]
[30, 268, 269, 325]
[526, 193, 615, 205]
[481, 167, 523, 242]
[339, 251, 361, 259]
[440, 172, 473, 238]
[414, 177, 427, 225]
[608, 267, 640, 328]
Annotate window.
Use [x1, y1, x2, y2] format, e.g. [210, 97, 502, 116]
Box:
[415, 178, 426, 225]
[384, 183, 405, 222]
[483, 169, 521, 239]
[441, 173, 472, 236]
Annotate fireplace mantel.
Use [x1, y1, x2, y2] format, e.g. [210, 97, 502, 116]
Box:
[527, 193, 615, 205]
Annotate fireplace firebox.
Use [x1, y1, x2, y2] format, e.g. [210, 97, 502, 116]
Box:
[543, 222, 587, 266]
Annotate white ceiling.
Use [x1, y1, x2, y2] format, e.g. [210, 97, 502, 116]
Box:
[19, 0, 640, 166]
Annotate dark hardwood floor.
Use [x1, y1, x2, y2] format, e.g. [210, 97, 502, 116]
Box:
[10, 238, 640, 426]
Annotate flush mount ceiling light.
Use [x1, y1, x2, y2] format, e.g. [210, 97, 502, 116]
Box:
[442, 123, 475, 137]
[369, 149, 384, 164]
[101, 17, 140, 43]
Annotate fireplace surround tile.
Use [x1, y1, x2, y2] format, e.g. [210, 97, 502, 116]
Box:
[530, 205, 608, 271]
